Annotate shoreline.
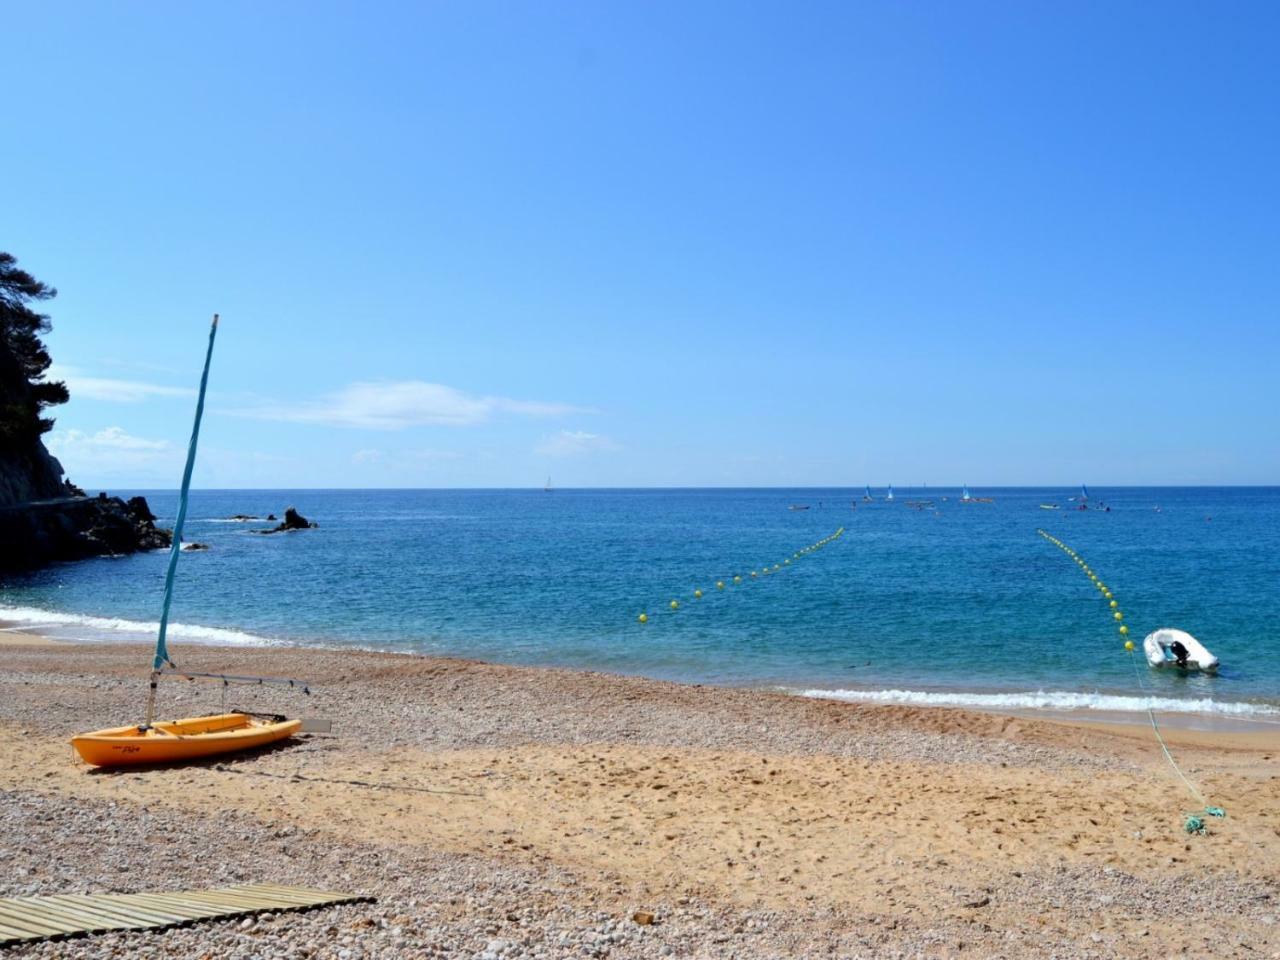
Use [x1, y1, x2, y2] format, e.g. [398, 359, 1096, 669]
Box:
[4, 615, 1278, 735]
[2, 640, 1278, 958]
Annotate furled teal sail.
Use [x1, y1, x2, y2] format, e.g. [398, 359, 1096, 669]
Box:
[152, 316, 218, 670]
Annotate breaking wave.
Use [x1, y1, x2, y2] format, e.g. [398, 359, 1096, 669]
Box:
[796, 687, 1280, 718]
[0, 605, 282, 648]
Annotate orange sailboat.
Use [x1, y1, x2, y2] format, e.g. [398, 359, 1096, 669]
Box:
[71, 316, 304, 768]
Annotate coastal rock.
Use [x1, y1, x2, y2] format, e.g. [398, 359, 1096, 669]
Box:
[127, 496, 157, 522]
[181, 542, 210, 551]
[0, 493, 172, 572]
[227, 514, 261, 521]
[256, 506, 318, 535]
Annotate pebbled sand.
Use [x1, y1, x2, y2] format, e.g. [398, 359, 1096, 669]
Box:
[2, 642, 1278, 958]
[0, 629, 57, 646]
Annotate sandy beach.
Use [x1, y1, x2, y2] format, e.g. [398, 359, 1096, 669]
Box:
[1, 640, 1277, 959]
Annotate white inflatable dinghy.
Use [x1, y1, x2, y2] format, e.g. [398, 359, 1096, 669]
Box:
[1143, 628, 1219, 672]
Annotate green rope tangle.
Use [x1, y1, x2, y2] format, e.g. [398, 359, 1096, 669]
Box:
[1037, 529, 1227, 834]
[637, 527, 845, 624]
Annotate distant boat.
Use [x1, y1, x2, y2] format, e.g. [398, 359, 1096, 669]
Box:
[544, 476, 553, 492]
[886, 485, 894, 501]
[788, 504, 810, 511]
[863, 485, 873, 502]
[1039, 503, 1060, 510]
[960, 484, 993, 504]
[1070, 484, 1089, 502]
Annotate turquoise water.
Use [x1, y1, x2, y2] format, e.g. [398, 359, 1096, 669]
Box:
[3, 487, 1278, 718]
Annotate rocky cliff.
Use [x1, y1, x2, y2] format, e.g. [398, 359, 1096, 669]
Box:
[0, 339, 172, 574]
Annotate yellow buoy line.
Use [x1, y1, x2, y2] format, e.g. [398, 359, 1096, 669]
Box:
[1037, 529, 1226, 834]
[1036, 529, 1129, 642]
[636, 527, 845, 624]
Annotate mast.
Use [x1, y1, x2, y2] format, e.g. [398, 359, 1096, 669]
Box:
[144, 315, 218, 728]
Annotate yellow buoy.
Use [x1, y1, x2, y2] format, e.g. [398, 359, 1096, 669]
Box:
[1124, 639, 1134, 650]
[716, 581, 725, 590]
[733, 575, 742, 584]
[1113, 611, 1123, 621]
[1119, 625, 1129, 636]
[638, 613, 648, 623]
[1109, 600, 1118, 609]
[694, 589, 703, 599]
[670, 600, 679, 610]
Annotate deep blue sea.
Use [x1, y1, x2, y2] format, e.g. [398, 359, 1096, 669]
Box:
[4, 487, 1279, 721]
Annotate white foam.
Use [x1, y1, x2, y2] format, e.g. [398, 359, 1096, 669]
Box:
[0, 605, 282, 648]
[796, 687, 1280, 719]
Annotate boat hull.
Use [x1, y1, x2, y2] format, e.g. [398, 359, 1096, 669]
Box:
[71, 712, 301, 767]
[1142, 628, 1219, 673]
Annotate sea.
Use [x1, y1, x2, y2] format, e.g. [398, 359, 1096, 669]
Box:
[3, 487, 1278, 723]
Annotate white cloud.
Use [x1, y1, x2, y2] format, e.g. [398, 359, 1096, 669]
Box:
[233, 380, 587, 430]
[45, 427, 176, 479]
[535, 430, 620, 457]
[48, 364, 194, 403]
[50, 427, 169, 452]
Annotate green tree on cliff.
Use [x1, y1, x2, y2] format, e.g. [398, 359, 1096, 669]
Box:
[0, 252, 69, 443]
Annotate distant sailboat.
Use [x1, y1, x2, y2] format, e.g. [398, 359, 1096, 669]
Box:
[1081, 483, 1090, 501]
[863, 485, 873, 502]
[961, 484, 971, 503]
[886, 485, 894, 502]
[544, 476, 553, 493]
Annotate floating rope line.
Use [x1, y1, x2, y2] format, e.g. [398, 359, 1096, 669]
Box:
[637, 527, 845, 624]
[1037, 529, 1225, 833]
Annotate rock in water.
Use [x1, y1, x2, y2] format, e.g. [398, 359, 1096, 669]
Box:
[282, 507, 316, 529]
[256, 506, 318, 535]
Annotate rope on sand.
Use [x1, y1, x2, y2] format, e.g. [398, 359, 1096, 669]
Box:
[1038, 529, 1227, 834]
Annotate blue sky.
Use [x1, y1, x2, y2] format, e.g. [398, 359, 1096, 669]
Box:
[5, 2, 1277, 488]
